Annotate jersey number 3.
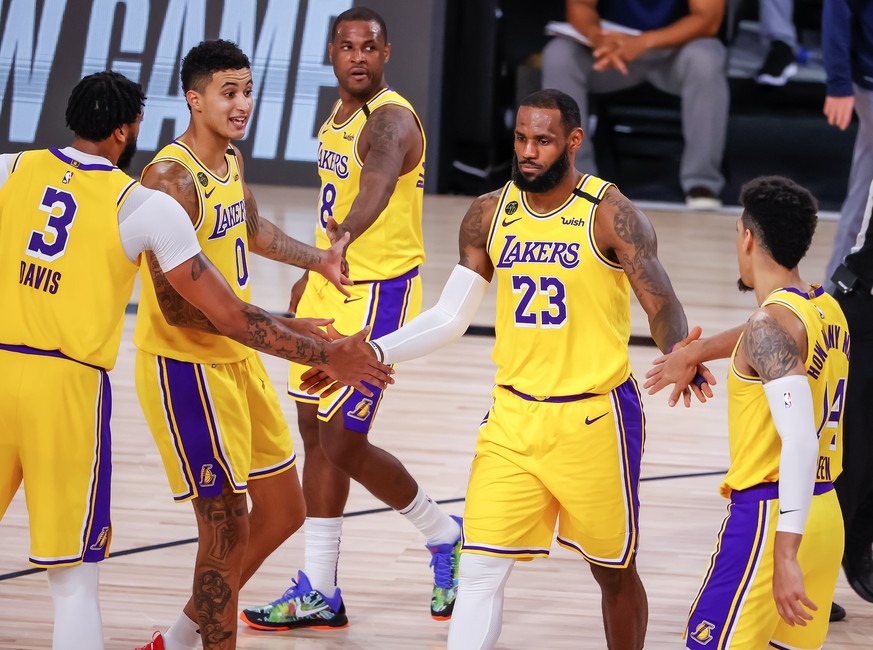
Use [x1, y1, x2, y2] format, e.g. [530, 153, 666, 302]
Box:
[512, 275, 567, 328]
[26, 187, 77, 262]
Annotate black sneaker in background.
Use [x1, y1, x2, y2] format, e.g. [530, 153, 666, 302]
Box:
[830, 602, 846, 622]
[756, 40, 798, 86]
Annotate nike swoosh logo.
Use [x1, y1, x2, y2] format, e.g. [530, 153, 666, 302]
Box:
[294, 604, 329, 618]
[585, 413, 608, 425]
[779, 508, 799, 515]
[344, 296, 363, 304]
[204, 187, 215, 199]
[502, 217, 522, 227]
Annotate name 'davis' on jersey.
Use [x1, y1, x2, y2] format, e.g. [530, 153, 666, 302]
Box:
[208, 199, 247, 240]
[19, 260, 61, 294]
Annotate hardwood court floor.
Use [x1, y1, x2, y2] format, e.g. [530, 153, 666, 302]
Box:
[2, 188, 871, 649]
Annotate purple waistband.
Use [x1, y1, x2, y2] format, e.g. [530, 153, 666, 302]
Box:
[352, 266, 419, 285]
[500, 385, 597, 403]
[731, 481, 834, 504]
[0, 343, 104, 371]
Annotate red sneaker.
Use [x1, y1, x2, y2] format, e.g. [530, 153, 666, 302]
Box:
[134, 632, 164, 650]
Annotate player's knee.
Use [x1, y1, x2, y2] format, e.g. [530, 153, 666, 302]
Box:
[318, 427, 362, 470]
[676, 38, 726, 83]
[589, 562, 637, 597]
[194, 491, 251, 554]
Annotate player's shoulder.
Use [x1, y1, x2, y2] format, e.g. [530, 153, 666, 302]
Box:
[462, 188, 504, 231]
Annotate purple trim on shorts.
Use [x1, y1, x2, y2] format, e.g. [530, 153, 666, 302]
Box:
[351, 266, 419, 285]
[194, 364, 239, 490]
[342, 272, 416, 433]
[686, 500, 770, 648]
[82, 371, 113, 562]
[501, 385, 597, 403]
[613, 376, 645, 565]
[249, 453, 297, 479]
[49, 148, 116, 171]
[0, 344, 104, 371]
[731, 481, 834, 504]
[158, 357, 231, 499]
[461, 544, 550, 556]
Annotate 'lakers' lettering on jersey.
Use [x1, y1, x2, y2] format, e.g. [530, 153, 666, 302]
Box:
[0, 149, 139, 369]
[315, 88, 425, 281]
[134, 141, 252, 364]
[486, 175, 632, 397]
[721, 286, 850, 496]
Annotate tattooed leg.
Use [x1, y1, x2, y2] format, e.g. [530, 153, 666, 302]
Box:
[185, 482, 250, 649]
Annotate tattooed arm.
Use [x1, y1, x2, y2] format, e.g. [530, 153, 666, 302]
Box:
[162, 251, 391, 392]
[737, 304, 818, 627]
[236, 146, 351, 295]
[140, 160, 220, 333]
[300, 191, 498, 393]
[737, 305, 808, 381]
[327, 104, 424, 248]
[594, 186, 688, 352]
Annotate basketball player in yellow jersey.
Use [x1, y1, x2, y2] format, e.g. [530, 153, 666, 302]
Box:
[132, 40, 392, 650]
[241, 7, 465, 630]
[0, 72, 389, 650]
[298, 88, 709, 649]
[646, 177, 849, 649]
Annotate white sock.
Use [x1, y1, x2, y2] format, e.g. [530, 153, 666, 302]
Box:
[304, 516, 343, 597]
[47, 564, 104, 650]
[398, 485, 461, 546]
[447, 554, 514, 650]
[163, 611, 200, 650]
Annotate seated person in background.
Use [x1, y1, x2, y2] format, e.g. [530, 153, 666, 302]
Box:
[756, 0, 799, 86]
[542, 0, 728, 210]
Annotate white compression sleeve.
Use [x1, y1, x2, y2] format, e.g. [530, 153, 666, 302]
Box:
[374, 264, 490, 364]
[447, 553, 514, 650]
[763, 374, 819, 535]
[47, 564, 104, 650]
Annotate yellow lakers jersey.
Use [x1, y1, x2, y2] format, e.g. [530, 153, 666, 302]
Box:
[0, 148, 139, 369]
[314, 88, 425, 281]
[487, 176, 632, 396]
[721, 286, 849, 497]
[134, 140, 252, 364]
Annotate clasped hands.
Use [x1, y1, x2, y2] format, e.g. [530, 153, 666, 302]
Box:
[592, 31, 649, 74]
[644, 326, 717, 407]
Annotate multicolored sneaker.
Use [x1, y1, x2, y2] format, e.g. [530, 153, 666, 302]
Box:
[134, 632, 164, 650]
[427, 515, 463, 620]
[240, 570, 348, 631]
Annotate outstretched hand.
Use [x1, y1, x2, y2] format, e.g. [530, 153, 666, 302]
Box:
[314, 231, 352, 298]
[322, 326, 394, 397]
[644, 326, 716, 407]
[275, 315, 334, 342]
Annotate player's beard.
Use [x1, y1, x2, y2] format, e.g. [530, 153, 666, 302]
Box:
[116, 139, 137, 171]
[737, 278, 754, 292]
[511, 147, 570, 193]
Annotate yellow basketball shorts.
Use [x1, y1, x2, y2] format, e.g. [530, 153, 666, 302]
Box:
[685, 483, 843, 650]
[287, 267, 422, 433]
[0, 345, 113, 567]
[462, 376, 645, 566]
[135, 350, 295, 502]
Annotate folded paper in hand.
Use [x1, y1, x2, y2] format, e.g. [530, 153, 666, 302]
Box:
[545, 20, 641, 47]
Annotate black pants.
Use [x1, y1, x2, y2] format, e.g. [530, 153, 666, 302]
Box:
[835, 288, 873, 557]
